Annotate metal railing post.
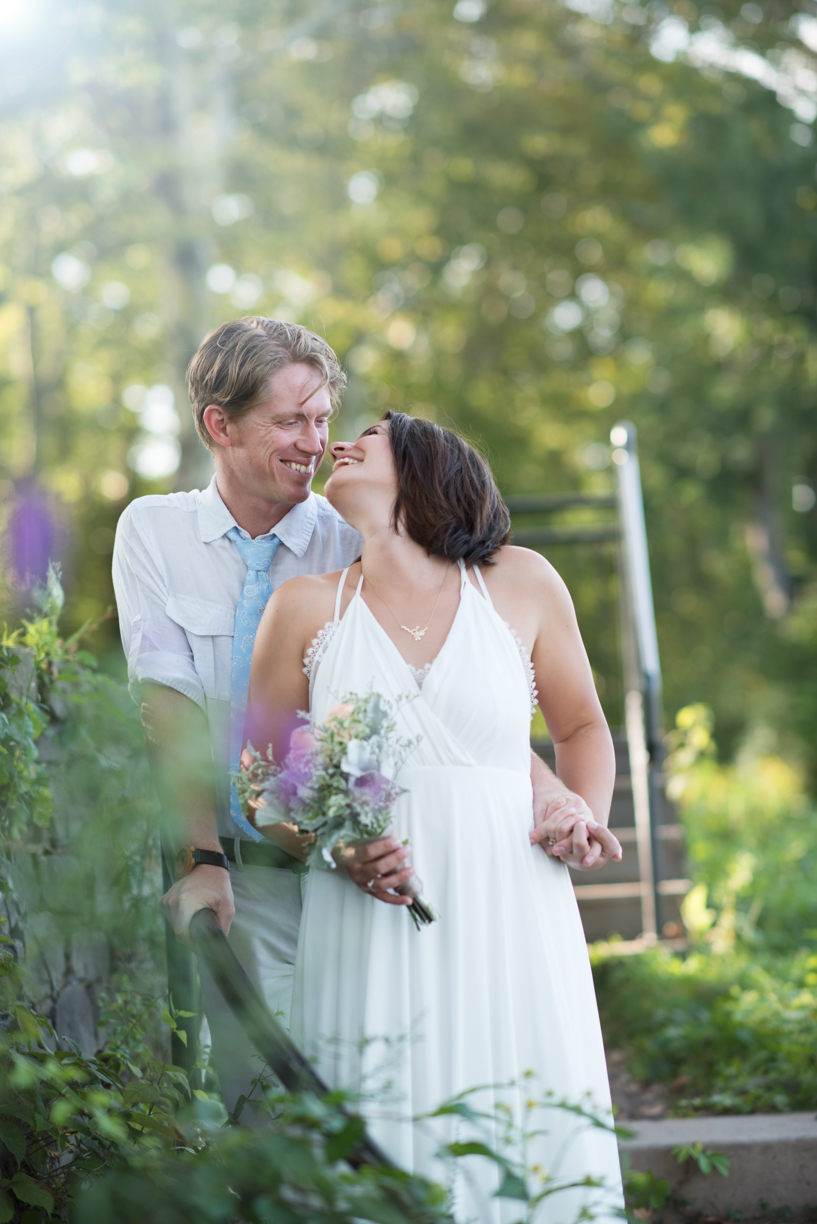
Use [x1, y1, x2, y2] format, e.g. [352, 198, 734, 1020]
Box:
[611, 421, 663, 940]
[161, 845, 201, 1079]
[189, 909, 433, 1222]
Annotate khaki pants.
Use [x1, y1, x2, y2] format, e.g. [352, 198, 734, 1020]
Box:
[198, 864, 303, 1118]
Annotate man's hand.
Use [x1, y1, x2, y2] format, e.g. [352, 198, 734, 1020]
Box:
[335, 836, 414, 906]
[530, 791, 622, 871]
[530, 787, 623, 871]
[161, 864, 236, 950]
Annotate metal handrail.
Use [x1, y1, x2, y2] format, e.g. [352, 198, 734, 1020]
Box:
[189, 907, 445, 1224]
[512, 524, 620, 547]
[189, 909, 396, 1168]
[610, 421, 663, 938]
[185, 910, 440, 1221]
[505, 492, 617, 513]
[610, 423, 663, 752]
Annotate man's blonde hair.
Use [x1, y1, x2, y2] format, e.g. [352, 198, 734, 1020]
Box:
[187, 317, 346, 451]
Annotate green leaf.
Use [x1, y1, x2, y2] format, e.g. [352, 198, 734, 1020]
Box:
[495, 1169, 528, 1201]
[9, 1173, 54, 1212]
[160, 1006, 177, 1031]
[427, 1100, 482, 1123]
[191, 1089, 210, 1102]
[624, 1168, 670, 1210]
[175, 1029, 187, 1047]
[122, 1111, 177, 1139]
[0, 1190, 13, 1224]
[325, 1115, 365, 1163]
[446, 1140, 499, 1160]
[0, 1118, 26, 1163]
[123, 1081, 162, 1107]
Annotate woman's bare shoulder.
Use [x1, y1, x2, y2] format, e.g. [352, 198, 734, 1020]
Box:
[272, 569, 345, 605]
[489, 545, 568, 594]
[260, 569, 346, 632]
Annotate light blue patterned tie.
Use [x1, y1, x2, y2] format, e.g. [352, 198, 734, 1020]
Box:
[228, 526, 281, 841]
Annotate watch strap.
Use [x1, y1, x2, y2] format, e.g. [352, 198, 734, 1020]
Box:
[174, 847, 230, 879]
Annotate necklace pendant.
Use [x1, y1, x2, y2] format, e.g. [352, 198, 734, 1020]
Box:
[402, 625, 426, 642]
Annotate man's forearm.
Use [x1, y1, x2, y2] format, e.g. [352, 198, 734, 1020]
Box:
[530, 750, 569, 798]
[141, 683, 236, 943]
[140, 683, 221, 852]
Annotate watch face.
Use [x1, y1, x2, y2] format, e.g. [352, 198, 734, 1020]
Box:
[174, 847, 194, 879]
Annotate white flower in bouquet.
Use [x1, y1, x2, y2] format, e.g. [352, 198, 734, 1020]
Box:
[235, 692, 437, 929]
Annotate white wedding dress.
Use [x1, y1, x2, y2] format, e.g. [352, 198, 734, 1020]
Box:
[292, 561, 624, 1222]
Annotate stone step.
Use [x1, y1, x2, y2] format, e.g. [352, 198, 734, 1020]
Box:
[619, 1112, 817, 1215]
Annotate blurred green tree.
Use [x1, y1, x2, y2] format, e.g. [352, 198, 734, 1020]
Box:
[1, 0, 817, 764]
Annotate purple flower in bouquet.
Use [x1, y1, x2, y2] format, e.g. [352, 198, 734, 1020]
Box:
[236, 690, 437, 929]
[273, 754, 317, 813]
[350, 770, 392, 808]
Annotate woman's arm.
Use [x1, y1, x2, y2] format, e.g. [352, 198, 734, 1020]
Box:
[489, 548, 621, 870]
[245, 576, 317, 763]
[243, 575, 326, 855]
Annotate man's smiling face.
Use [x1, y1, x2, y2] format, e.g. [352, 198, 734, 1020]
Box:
[221, 362, 332, 508]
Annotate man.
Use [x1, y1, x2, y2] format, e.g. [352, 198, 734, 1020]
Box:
[113, 316, 620, 1114]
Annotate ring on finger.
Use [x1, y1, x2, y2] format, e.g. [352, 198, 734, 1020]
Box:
[547, 838, 557, 846]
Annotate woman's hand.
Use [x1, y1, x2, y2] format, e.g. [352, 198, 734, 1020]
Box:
[250, 815, 314, 862]
[335, 836, 415, 905]
[532, 790, 591, 851]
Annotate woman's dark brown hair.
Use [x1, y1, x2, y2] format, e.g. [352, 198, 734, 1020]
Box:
[383, 411, 511, 565]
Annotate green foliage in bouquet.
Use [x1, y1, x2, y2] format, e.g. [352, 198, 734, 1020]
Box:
[238, 692, 437, 927]
[238, 693, 418, 870]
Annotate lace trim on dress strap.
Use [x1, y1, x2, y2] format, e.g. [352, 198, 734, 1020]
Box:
[471, 565, 538, 717]
[505, 622, 539, 718]
[302, 620, 339, 681]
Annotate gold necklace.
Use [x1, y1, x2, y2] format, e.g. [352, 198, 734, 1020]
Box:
[362, 563, 450, 643]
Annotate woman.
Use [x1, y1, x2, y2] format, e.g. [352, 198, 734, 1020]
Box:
[246, 413, 624, 1221]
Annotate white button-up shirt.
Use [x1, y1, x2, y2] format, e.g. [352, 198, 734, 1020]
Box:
[112, 474, 362, 838]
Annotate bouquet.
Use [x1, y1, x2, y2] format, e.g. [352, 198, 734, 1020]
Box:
[236, 692, 437, 930]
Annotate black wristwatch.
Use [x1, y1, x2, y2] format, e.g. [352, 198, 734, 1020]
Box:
[174, 847, 230, 879]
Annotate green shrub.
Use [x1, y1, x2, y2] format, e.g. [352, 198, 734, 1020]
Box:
[666, 704, 817, 953]
[590, 703, 817, 1115]
[592, 943, 817, 1113]
[1, 567, 163, 987]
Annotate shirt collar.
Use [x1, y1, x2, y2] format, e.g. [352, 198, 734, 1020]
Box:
[197, 474, 318, 558]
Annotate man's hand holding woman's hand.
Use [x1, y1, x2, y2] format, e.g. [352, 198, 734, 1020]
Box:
[530, 791, 622, 871]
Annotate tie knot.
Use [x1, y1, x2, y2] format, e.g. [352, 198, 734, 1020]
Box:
[227, 527, 280, 572]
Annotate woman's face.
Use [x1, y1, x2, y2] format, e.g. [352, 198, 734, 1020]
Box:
[324, 423, 398, 524]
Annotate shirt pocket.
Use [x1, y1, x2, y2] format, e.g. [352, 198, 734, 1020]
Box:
[165, 594, 235, 702]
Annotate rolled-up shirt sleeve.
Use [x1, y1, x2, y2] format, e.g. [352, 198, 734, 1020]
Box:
[112, 507, 207, 711]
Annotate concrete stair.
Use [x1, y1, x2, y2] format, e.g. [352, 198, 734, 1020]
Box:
[620, 1112, 817, 1215]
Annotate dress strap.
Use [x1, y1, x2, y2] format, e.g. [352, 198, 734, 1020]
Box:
[334, 567, 350, 621]
[456, 558, 469, 590]
[472, 564, 494, 608]
[355, 570, 365, 596]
